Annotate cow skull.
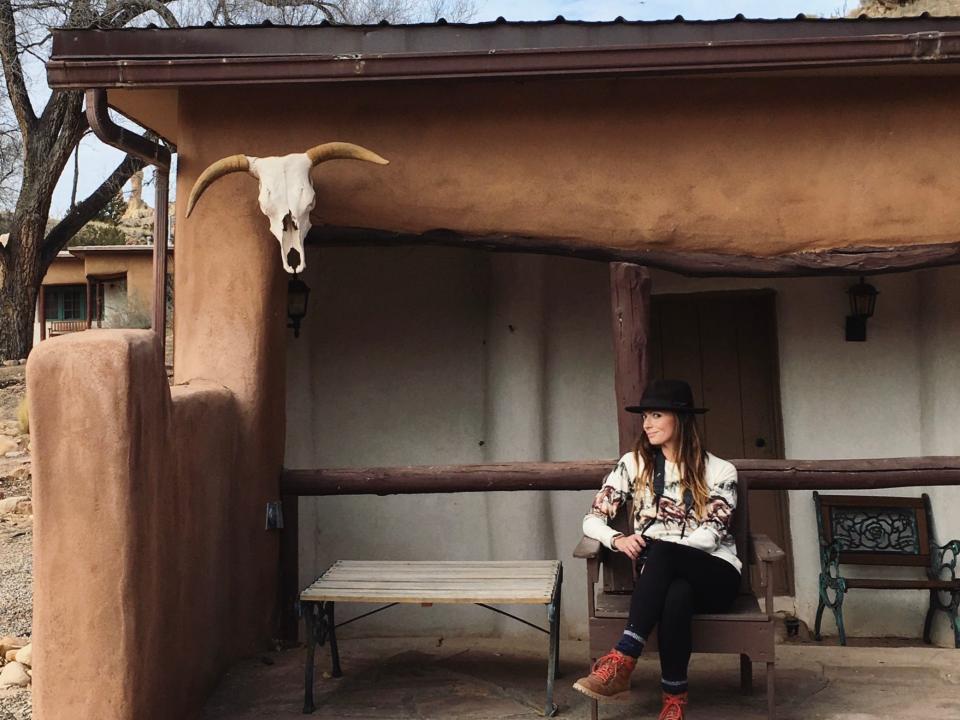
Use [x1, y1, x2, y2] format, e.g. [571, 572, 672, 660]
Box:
[186, 142, 389, 274]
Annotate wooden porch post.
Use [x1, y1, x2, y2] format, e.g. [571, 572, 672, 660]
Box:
[610, 263, 652, 454]
[605, 262, 652, 591]
[95, 282, 102, 328]
[85, 280, 93, 330]
[38, 287, 47, 341]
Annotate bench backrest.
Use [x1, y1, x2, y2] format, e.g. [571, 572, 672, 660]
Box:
[813, 492, 932, 568]
[49, 320, 87, 334]
[604, 474, 753, 595]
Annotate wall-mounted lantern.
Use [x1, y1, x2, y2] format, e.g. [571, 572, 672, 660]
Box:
[287, 275, 311, 339]
[845, 276, 878, 342]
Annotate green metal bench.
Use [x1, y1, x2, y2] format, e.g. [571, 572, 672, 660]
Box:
[813, 492, 960, 647]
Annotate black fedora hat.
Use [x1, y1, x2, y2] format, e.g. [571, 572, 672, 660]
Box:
[625, 379, 708, 414]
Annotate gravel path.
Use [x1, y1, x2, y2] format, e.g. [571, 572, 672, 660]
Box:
[0, 366, 32, 720]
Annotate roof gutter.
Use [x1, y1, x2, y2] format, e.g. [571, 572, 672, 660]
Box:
[86, 89, 173, 355]
[48, 31, 960, 88]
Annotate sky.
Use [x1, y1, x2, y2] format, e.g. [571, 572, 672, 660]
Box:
[45, 0, 851, 217]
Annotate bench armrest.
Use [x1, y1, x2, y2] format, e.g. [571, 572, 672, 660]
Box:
[751, 533, 785, 565]
[574, 536, 602, 559]
[933, 540, 960, 581]
[750, 533, 785, 618]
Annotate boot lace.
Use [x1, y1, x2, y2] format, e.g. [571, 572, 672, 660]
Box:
[591, 652, 631, 684]
[658, 692, 687, 720]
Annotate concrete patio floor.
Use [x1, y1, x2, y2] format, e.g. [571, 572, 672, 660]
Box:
[200, 636, 960, 720]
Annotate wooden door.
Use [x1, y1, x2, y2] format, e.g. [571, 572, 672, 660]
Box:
[649, 290, 794, 595]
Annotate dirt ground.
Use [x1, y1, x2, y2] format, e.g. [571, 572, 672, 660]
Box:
[0, 365, 31, 720]
[200, 635, 960, 720]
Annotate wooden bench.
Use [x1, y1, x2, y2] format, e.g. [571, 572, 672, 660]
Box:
[575, 474, 784, 720]
[813, 492, 960, 647]
[48, 320, 87, 335]
[300, 560, 563, 716]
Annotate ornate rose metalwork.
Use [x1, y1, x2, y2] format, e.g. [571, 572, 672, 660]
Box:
[830, 508, 919, 554]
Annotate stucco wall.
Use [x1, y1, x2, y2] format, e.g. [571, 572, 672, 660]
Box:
[29, 331, 244, 719]
[288, 247, 960, 645]
[286, 248, 614, 637]
[29, 88, 288, 717]
[177, 76, 960, 262]
[918, 266, 960, 646]
[40, 256, 84, 286]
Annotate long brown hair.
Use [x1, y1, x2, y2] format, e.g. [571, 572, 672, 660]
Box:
[633, 412, 710, 518]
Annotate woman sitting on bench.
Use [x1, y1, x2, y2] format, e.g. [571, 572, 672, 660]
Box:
[573, 379, 741, 720]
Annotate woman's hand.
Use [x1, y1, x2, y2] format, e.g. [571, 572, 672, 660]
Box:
[612, 534, 647, 560]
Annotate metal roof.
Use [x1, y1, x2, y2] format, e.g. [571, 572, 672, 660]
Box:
[47, 16, 960, 88]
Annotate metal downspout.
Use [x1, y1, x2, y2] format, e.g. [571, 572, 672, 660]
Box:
[85, 89, 173, 358]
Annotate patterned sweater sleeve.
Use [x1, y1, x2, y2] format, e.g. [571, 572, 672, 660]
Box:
[683, 459, 738, 554]
[582, 453, 637, 550]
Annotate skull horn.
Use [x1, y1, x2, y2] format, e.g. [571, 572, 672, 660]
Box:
[185, 154, 252, 217]
[305, 142, 389, 167]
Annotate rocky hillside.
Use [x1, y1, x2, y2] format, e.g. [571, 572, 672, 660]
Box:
[850, 0, 960, 16]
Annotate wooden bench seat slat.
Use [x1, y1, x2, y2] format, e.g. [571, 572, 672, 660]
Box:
[312, 579, 556, 588]
[322, 566, 556, 575]
[593, 591, 768, 622]
[301, 590, 554, 604]
[323, 571, 557, 581]
[844, 578, 960, 590]
[301, 560, 561, 606]
[328, 560, 559, 567]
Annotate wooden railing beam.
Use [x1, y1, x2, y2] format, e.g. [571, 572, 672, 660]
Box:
[281, 457, 960, 496]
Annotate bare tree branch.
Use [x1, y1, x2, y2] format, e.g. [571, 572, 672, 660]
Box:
[255, 0, 344, 22]
[43, 153, 145, 265]
[100, 0, 180, 29]
[0, 0, 36, 137]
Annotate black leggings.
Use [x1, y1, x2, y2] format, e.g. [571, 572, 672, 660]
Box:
[625, 540, 740, 686]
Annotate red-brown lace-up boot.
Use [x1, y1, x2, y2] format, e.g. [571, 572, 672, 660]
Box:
[572, 649, 636, 701]
[657, 690, 688, 720]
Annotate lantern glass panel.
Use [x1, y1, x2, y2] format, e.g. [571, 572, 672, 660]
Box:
[287, 278, 310, 319]
[848, 281, 878, 319]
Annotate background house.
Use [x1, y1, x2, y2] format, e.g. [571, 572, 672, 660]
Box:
[35, 245, 172, 341]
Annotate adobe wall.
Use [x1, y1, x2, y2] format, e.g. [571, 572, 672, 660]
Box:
[174, 91, 289, 662]
[29, 86, 288, 716]
[28, 331, 244, 718]
[286, 246, 960, 646]
[40, 256, 84, 286]
[177, 74, 960, 261]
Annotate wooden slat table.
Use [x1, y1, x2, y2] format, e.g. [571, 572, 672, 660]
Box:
[300, 560, 563, 716]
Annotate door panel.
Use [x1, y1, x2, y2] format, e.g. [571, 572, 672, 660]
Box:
[649, 290, 794, 595]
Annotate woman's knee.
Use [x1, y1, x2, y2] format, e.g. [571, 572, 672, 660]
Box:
[661, 579, 694, 620]
[640, 539, 676, 571]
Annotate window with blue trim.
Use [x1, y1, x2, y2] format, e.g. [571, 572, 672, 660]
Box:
[44, 285, 86, 321]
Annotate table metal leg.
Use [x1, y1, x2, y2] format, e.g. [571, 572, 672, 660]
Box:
[545, 564, 562, 717]
[303, 603, 318, 714]
[325, 601, 343, 678]
[553, 565, 563, 678]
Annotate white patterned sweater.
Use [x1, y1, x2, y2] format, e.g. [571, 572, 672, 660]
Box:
[582, 451, 742, 572]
